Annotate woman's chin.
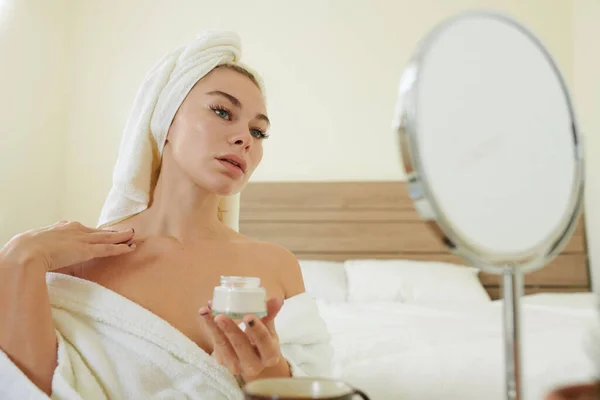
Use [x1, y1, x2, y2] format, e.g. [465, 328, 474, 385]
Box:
[201, 178, 245, 197]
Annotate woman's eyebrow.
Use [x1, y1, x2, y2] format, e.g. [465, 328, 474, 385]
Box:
[256, 114, 270, 127]
[207, 90, 270, 126]
[207, 90, 241, 107]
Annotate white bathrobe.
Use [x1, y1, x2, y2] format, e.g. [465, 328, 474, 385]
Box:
[0, 273, 333, 399]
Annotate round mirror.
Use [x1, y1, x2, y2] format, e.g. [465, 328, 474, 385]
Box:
[393, 11, 584, 400]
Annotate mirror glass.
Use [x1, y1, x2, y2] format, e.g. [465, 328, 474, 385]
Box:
[396, 12, 582, 268]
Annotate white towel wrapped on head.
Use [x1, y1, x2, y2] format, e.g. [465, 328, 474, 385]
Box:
[97, 30, 263, 230]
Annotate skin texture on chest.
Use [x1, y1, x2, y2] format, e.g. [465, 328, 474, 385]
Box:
[58, 237, 285, 355]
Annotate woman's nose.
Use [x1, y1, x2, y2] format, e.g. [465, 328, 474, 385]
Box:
[229, 129, 252, 149]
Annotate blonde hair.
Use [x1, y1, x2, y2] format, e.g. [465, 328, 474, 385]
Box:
[218, 63, 261, 88]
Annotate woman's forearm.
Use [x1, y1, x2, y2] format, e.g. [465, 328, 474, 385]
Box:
[0, 254, 57, 395]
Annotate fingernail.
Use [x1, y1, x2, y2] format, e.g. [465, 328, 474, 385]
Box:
[216, 320, 227, 330]
[199, 307, 210, 316]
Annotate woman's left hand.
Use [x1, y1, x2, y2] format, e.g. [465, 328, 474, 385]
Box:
[198, 298, 291, 382]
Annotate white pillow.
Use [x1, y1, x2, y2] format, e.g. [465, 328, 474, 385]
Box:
[344, 259, 490, 305]
[298, 259, 348, 303]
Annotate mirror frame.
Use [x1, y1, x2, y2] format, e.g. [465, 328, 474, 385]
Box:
[393, 11, 585, 275]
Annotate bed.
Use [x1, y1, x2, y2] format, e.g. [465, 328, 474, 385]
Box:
[239, 181, 598, 400]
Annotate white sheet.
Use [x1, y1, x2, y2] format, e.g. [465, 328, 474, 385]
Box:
[317, 293, 598, 400]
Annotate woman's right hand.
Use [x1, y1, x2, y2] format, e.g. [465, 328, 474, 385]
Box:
[0, 220, 137, 272]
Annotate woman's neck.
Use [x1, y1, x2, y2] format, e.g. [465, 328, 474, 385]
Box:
[130, 168, 226, 243]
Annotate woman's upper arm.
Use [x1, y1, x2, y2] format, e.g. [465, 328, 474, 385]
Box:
[270, 245, 305, 299]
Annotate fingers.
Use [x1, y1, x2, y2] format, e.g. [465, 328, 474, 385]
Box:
[200, 309, 267, 377]
[198, 298, 285, 378]
[87, 228, 136, 244]
[243, 315, 280, 368]
[85, 228, 136, 258]
[216, 315, 265, 377]
[199, 308, 241, 375]
[88, 243, 136, 259]
[261, 297, 284, 334]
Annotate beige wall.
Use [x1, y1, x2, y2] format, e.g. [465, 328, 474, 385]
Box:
[3, 1, 594, 288]
[573, 0, 600, 292]
[0, 0, 71, 245]
[60, 0, 574, 226]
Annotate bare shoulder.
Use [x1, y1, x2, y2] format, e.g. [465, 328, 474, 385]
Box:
[242, 238, 305, 299]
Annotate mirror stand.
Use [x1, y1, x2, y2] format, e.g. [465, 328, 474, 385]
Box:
[502, 270, 523, 400]
[394, 11, 584, 400]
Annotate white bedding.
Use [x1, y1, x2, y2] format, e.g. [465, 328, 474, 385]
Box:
[317, 293, 599, 400]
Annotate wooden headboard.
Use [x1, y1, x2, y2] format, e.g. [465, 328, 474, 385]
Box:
[239, 181, 591, 300]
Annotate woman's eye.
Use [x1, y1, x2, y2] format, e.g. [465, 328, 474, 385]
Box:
[251, 129, 269, 139]
[212, 107, 230, 120]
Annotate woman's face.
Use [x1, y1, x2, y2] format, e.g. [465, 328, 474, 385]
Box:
[164, 66, 269, 196]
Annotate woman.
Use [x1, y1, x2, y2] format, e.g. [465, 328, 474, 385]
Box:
[0, 31, 332, 399]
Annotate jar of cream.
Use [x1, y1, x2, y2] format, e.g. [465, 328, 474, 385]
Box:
[211, 276, 267, 319]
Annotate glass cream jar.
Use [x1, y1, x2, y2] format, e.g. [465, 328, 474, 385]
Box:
[211, 276, 267, 319]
